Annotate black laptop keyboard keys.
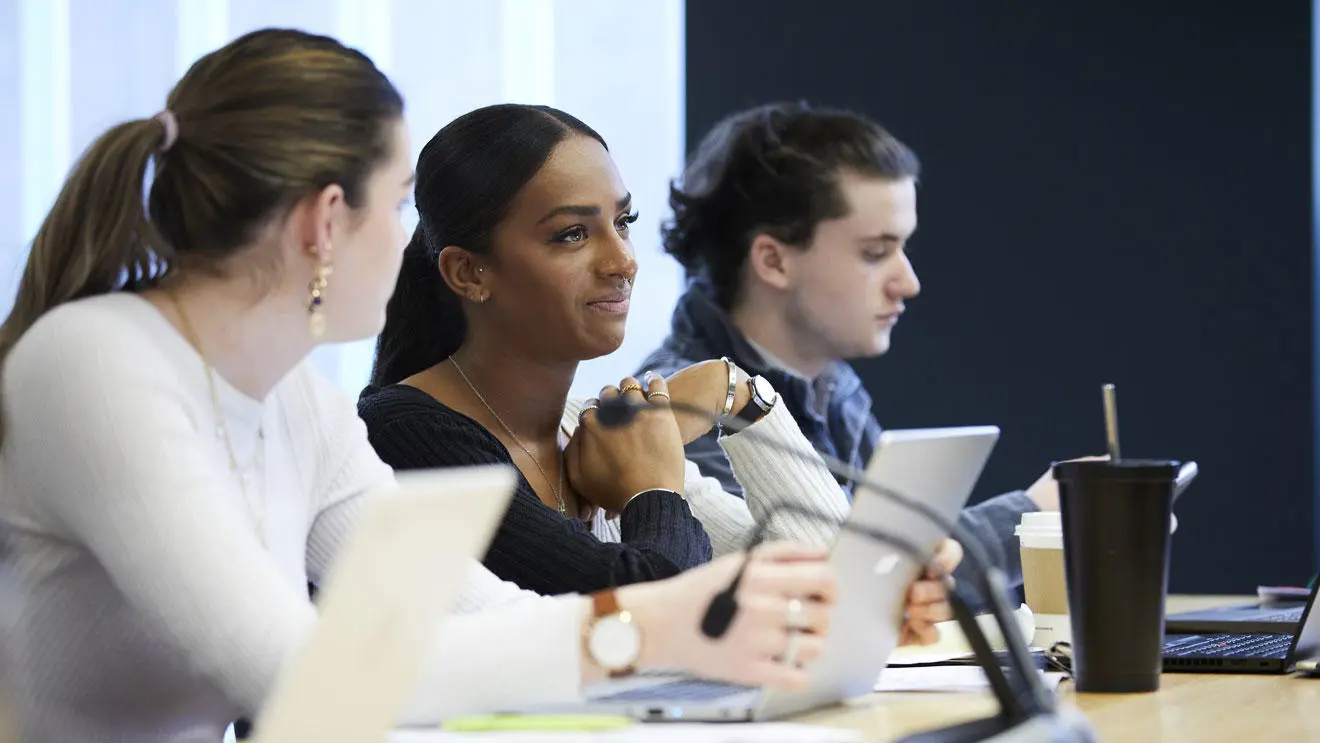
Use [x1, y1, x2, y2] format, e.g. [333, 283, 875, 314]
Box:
[1164, 633, 1293, 660]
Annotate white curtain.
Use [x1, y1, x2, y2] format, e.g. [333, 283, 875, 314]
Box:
[1, 0, 686, 398]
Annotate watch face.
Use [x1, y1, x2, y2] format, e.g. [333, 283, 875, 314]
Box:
[589, 614, 641, 670]
[751, 376, 777, 405]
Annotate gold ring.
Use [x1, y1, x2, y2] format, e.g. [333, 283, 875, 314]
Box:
[646, 391, 671, 401]
[579, 399, 599, 423]
[619, 383, 644, 395]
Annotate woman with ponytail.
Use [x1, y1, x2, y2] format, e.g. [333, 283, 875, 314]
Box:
[357, 105, 961, 619]
[0, 31, 852, 741]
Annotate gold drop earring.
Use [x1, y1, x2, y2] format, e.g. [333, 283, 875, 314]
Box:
[308, 254, 334, 338]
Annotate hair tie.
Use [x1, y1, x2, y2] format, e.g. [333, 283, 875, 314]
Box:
[152, 109, 178, 153]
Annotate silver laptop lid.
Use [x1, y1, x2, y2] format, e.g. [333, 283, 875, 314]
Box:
[1284, 584, 1320, 671]
[756, 425, 1000, 719]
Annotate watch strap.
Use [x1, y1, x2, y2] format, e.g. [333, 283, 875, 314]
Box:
[592, 588, 621, 618]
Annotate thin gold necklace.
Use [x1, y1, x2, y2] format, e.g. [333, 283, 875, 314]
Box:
[448, 356, 567, 516]
[166, 292, 267, 540]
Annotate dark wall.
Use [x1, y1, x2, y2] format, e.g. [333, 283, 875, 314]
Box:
[685, 1, 1314, 592]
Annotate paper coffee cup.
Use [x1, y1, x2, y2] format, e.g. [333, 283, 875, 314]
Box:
[1016, 511, 1070, 647]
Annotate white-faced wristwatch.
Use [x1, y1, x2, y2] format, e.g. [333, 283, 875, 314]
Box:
[733, 375, 778, 426]
[585, 589, 641, 677]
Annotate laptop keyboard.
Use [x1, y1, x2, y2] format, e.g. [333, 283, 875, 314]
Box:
[1163, 633, 1293, 659]
[591, 679, 755, 703]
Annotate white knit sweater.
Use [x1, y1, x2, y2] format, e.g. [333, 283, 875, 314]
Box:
[0, 293, 849, 742]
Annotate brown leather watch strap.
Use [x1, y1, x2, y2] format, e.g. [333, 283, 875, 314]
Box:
[592, 588, 621, 619]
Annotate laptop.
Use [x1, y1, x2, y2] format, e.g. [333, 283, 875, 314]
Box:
[556, 426, 1001, 722]
[1162, 582, 1320, 674]
[250, 465, 517, 743]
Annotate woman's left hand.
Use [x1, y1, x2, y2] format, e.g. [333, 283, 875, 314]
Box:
[899, 538, 963, 646]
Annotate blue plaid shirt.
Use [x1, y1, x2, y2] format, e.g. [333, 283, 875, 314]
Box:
[638, 277, 1037, 597]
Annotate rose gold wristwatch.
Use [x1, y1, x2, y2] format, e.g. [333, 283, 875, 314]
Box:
[584, 589, 642, 678]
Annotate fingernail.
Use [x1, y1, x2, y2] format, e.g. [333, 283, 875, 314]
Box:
[643, 370, 659, 385]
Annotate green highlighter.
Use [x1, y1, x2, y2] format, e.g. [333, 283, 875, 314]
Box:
[442, 714, 634, 732]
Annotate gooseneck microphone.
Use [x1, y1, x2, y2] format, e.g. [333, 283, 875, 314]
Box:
[594, 396, 973, 631]
[592, 393, 1098, 743]
[698, 561, 743, 639]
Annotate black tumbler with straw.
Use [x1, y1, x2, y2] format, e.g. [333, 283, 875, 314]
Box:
[1052, 384, 1183, 692]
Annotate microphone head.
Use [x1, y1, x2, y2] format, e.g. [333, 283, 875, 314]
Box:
[700, 589, 739, 639]
[594, 396, 641, 428]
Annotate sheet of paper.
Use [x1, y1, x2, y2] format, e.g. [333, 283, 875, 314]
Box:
[886, 603, 1037, 666]
[391, 722, 861, 743]
[876, 666, 1066, 694]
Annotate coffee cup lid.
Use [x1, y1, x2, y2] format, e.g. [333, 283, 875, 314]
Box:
[1017, 511, 1061, 531]
[1051, 458, 1182, 481]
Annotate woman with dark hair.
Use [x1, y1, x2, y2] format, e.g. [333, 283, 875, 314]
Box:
[0, 33, 848, 740]
[359, 104, 963, 610]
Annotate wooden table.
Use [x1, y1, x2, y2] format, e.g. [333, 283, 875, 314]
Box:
[5, 597, 1312, 741]
[795, 596, 1320, 742]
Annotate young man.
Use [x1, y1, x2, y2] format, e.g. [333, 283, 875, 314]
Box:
[639, 102, 1065, 593]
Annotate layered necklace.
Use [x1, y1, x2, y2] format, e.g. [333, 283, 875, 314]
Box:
[448, 356, 567, 516]
[167, 292, 268, 544]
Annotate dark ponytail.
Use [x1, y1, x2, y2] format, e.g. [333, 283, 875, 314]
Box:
[370, 104, 606, 387]
[370, 227, 464, 386]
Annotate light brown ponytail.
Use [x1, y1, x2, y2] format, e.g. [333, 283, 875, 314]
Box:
[0, 119, 169, 443]
[0, 28, 404, 444]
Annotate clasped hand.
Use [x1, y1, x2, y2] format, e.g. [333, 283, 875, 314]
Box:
[565, 373, 688, 518]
